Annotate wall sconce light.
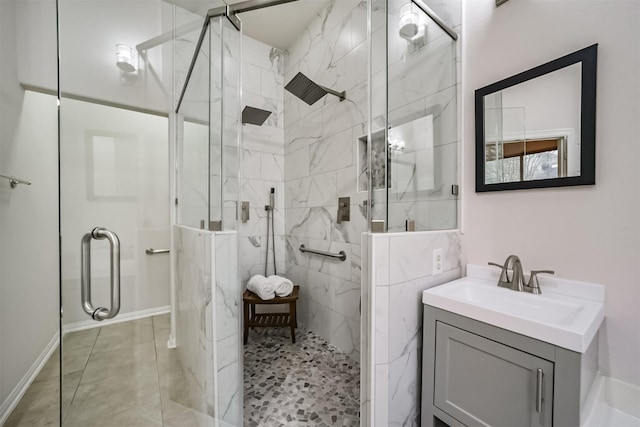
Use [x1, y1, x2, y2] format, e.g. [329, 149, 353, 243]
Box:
[115, 44, 138, 73]
[399, 2, 427, 49]
[388, 135, 406, 151]
[399, 3, 420, 40]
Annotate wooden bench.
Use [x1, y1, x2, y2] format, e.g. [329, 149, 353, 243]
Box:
[243, 285, 299, 344]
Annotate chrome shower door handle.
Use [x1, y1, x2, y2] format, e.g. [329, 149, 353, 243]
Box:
[80, 227, 121, 321]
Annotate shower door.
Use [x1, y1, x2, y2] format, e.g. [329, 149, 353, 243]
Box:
[57, 1, 172, 424]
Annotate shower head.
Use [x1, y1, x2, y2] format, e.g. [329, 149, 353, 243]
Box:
[284, 72, 346, 106]
[242, 106, 272, 126]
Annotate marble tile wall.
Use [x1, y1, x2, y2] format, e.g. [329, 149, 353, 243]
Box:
[173, 226, 241, 426]
[239, 36, 287, 286]
[284, 0, 367, 361]
[174, 225, 214, 418]
[213, 231, 242, 427]
[366, 230, 462, 427]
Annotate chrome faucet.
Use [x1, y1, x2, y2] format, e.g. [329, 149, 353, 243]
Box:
[489, 255, 554, 294]
[489, 255, 525, 292]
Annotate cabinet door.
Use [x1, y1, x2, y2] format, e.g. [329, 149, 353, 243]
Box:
[434, 322, 554, 427]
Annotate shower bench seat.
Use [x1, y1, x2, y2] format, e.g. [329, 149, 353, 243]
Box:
[243, 285, 299, 344]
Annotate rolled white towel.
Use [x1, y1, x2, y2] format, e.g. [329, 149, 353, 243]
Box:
[247, 274, 275, 300]
[268, 275, 294, 297]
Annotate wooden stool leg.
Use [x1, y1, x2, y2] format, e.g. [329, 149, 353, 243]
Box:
[289, 301, 296, 343]
[250, 304, 255, 330]
[243, 300, 249, 345]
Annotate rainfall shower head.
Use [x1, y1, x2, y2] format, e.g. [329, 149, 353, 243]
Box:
[284, 72, 346, 106]
[242, 106, 272, 126]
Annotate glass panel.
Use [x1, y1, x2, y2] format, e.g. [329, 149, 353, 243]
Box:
[370, 0, 459, 232]
[0, 0, 60, 423]
[369, 0, 389, 231]
[177, 23, 212, 228]
[58, 1, 172, 425]
[221, 18, 241, 231]
[209, 17, 223, 229]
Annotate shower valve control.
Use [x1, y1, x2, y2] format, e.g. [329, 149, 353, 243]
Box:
[337, 197, 350, 224]
[241, 201, 250, 222]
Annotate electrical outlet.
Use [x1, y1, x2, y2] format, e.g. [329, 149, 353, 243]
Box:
[433, 248, 443, 275]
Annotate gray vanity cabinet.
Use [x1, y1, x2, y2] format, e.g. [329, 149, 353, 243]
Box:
[422, 306, 590, 427]
[433, 322, 554, 427]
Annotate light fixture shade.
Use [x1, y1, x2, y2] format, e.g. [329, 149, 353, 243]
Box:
[115, 44, 137, 73]
[399, 3, 420, 40]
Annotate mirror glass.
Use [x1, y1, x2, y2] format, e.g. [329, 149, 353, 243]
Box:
[475, 45, 597, 192]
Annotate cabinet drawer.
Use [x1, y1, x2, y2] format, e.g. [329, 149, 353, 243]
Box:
[434, 322, 554, 427]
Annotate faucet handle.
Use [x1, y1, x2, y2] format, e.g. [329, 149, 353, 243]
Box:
[488, 262, 509, 285]
[527, 270, 555, 294]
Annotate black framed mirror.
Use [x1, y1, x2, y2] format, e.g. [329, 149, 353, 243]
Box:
[475, 44, 597, 192]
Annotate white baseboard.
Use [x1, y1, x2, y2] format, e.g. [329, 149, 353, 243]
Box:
[63, 305, 170, 333]
[605, 375, 640, 419]
[0, 332, 59, 426]
[581, 372, 640, 425]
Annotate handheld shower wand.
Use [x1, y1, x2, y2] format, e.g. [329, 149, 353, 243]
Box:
[264, 188, 276, 276]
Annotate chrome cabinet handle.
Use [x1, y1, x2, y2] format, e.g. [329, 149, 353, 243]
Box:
[536, 368, 543, 414]
[81, 227, 121, 321]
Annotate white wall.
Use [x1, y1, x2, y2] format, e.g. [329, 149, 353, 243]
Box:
[0, 0, 59, 412]
[17, 0, 169, 113]
[462, 0, 640, 386]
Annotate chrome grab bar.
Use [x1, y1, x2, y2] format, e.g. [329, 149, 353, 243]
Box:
[81, 227, 121, 321]
[299, 244, 346, 262]
[145, 248, 169, 255]
[0, 174, 31, 188]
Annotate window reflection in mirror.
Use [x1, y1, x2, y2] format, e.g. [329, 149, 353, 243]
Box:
[483, 63, 581, 184]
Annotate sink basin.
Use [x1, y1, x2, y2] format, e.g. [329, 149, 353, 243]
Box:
[423, 265, 605, 353]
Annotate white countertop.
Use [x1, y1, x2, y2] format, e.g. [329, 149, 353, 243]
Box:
[422, 265, 605, 353]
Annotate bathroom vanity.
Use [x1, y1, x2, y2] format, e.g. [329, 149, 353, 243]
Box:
[421, 265, 604, 427]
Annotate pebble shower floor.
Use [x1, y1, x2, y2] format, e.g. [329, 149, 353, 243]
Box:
[243, 327, 360, 426]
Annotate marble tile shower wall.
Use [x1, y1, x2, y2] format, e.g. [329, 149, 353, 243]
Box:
[174, 226, 214, 418]
[173, 226, 241, 426]
[239, 36, 287, 284]
[369, 231, 462, 427]
[283, 0, 367, 360]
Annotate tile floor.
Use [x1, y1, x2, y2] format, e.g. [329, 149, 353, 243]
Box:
[4, 314, 191, 427]
[5, 316, 360, 427]
[243, 327, 360, 427]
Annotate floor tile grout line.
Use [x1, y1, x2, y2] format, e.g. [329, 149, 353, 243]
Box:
[63, 326, 102, 423]
[151, 316, 167, 427]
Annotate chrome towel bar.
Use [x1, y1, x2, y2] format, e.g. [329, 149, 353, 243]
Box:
[299, 244, 346, 262]
[146, 248, 170, 255]
[0, 174, 31, 188]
